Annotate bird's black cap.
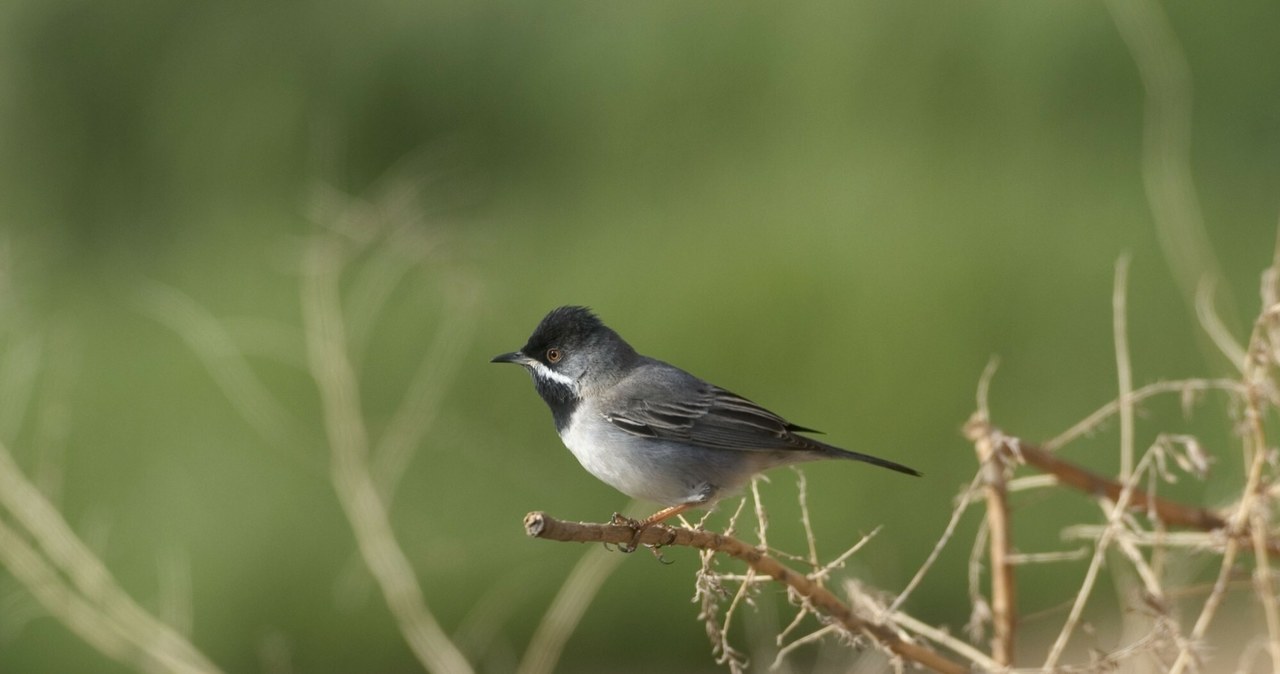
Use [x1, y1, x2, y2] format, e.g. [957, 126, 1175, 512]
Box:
[524, 306, 604, 351]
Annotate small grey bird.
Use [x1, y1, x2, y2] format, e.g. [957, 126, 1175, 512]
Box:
[492, 306, 919, 535]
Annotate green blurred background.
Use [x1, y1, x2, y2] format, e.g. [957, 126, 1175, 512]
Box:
[1, 1, 1278, 672]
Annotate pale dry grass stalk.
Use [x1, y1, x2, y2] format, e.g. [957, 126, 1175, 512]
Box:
[0, 262, 222, 673]
[1042, 378, 1244, 454]
[771, 623, 838, 669]
[1104, 0, 1226, 318]
[965, 357, 1018, 667]
[30, 323, 78, 506]
[966, 519, 992, 645]
[1197, 279, 1248, 371]
[1040, 445, 1165, 671]
[884, 607, 1000, 671]
[515, 543, 626, 674]
[693, 497, 752, 674]
[138, 177, 479, 673]
[1037, 255, 1189, 670]
[882, 472, 981, 618]
[1169, 277, 1280, 673]
[0, 442, 222, 674]
[301, 235, 473, 674]
[1060, 526, 1221, 550]
[1114, 256, 1136, 482]
[1251, 243, 1280, 670]
[951, 244, 1280, 672]
[0, 331, 41, 444]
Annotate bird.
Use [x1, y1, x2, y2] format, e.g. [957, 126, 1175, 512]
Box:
[492, 306, 919, 545]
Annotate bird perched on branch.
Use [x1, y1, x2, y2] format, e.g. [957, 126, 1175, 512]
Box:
[492, 306, 919, 548]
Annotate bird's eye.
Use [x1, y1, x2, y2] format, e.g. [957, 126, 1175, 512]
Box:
[546, 348, 563, 363]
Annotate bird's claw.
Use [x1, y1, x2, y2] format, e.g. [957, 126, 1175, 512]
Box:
[648, 545, 674, 564]
[609, 512, 640, 527]
[605, 513, 675, 562]
[607, 512, 647, 553]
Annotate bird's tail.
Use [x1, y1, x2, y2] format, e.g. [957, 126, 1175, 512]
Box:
[821, 444, 921, 477]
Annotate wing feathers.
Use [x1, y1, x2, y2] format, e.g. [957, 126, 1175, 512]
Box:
[606, 381, 822, 453]
[600, 362, 919, 476]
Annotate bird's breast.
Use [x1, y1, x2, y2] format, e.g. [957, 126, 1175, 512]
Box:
[556, 408, 734, 506]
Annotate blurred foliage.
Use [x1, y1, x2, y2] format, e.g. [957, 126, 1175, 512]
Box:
[1, 1, 1278, 672]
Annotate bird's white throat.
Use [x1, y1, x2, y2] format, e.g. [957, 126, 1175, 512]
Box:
[527, 360, 578, 393]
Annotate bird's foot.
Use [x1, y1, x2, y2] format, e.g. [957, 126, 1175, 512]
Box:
[609, 512, 641, 528]
[648, 545, 674, 565]
[606, 512, 677, 561]
[608, 512, 646, 553]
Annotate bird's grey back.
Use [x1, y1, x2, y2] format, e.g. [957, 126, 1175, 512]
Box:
[597, 358, 833, 455]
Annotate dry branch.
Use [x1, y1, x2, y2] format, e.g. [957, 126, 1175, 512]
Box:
[967, 419, 1016, 667]
[989, 435, 1280, 556]
[523, 512, 969, 674]
[1017, 443, 1230, 533]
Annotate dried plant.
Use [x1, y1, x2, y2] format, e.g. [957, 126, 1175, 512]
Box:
[529, 238, 1280, 673]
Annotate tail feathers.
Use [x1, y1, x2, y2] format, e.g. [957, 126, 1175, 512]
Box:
[825, 446, 921, 477]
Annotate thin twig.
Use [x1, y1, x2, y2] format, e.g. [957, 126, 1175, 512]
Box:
[1243, 333, 1280, 670]
[771, 624, 838, 670]
[887, 610, 1002, 672]
[1114, 256, 1136, 482]
[974, 429, 1016, 668]
[966, 520, 991, 644]
[818, 527, 882, 580]
[523, 512, 969, 674]
[884, 472, 982, 618]
[1196, 278, 1248, 371]
[717, 570, 756, 673]
[792, 468, 821, 576]
[1005, 475, 1059, 493]
[1060, 526, 1220, 549]
[1168, 318, 1279, 673]
[1043, 378, 1243, 453]
[1005, 549, 1089, 565]
[966, 357, 1017, 667]
[751, 475, 770, 549]
[1041, 445, 1159, 670]
[1018, 443, 1236, 536]
[1250, 249, 1280, 670]
[694, 547, 748, 672]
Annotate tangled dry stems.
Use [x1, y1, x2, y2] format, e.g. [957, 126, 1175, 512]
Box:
[527, 248, 1280, 673]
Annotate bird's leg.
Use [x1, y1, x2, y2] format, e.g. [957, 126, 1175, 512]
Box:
[641, 503, 695, 527]
[613, 503, 695, 554]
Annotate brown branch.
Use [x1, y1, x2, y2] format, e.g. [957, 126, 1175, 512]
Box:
[523, 512, 970, 674]
[967, 420, 1016, 667]
[1018, 443, 1225, 530]
[1009, 439, 1280, 555]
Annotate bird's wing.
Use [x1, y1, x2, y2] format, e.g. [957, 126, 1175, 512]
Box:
[602, 366, 823, 453]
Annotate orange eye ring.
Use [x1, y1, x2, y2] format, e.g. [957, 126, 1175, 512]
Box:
[546, 348, 563, 363]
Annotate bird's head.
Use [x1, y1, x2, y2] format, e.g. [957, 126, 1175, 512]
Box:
[491, 306, 637, 398]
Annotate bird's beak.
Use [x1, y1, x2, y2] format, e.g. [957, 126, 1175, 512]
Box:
[490, 351, 528, 365]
